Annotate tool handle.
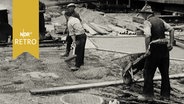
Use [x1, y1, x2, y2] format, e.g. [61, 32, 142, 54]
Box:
[72, 46, 76, 55]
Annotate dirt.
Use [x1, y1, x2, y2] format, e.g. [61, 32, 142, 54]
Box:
[0, 47, 184, 104]
[74, 67, 110, 80]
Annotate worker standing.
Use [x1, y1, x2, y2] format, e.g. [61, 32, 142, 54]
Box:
[62, 3, 82, 57]
[138, 5, 174, 101]
[39, 1, 46, 40]
[65, 11, 86, 71]
[0, 5, 12, 43]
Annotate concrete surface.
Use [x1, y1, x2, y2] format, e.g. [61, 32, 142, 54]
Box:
[90, 36, 146, 54]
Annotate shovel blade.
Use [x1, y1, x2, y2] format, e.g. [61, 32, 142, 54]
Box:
[65, 55, 77, 62]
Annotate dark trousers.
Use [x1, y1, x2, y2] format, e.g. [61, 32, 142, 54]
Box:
[66, 35, 73, 54]
[143, 45, 170, 98]
[75, 34, 87, 67]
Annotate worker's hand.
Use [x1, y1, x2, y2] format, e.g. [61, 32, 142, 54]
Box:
[167, 43, 173, 51]
[72, 41, 80, 47]
[72, 42, 76, 47]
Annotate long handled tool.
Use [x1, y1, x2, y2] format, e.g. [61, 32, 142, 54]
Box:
[65, 45, 77, 62]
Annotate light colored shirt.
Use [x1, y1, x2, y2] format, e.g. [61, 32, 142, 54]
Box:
[67, 16, 85, 36]
[144, 18, 173, 37]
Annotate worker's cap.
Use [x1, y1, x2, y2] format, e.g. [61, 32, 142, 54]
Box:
[139, 4, 153, 14]
[67, 3, 76, 8]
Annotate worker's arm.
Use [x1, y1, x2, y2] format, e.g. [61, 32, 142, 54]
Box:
[163, 21, 174, 51]
[168, 29, 174, 51]
[73, 12, 82, 22]
[143, 21, 152, 49]
[68, 19, 75, 42]
[68, 17, 78, 47]
[71, 35, 76, 43]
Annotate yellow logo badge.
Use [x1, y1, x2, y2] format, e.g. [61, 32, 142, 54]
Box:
[13, 0, 39, 59]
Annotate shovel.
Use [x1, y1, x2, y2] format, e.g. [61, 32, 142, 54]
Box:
[65, 45, 77, 62]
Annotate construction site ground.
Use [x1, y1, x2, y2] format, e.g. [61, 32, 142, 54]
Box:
[1, 0, 184, 103]
[0, 46, 184, 104]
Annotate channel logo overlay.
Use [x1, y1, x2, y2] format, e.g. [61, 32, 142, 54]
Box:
[13, 0, 39, 59]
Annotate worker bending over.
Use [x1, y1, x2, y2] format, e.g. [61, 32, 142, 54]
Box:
[62, 3, 82, 57]
[138, 5, 174, 101]
[65, 11, 86, 71]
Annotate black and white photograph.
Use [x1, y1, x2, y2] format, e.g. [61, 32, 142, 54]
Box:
[0, 0, 184, 103]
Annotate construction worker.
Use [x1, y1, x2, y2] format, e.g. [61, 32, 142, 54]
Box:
[67, 3, 82, 21]
[65, 11, 86, 71]
[137, 5, 174, 101]
[62, 3, 82, 57]
[0, 5, 12, 43]
[39, 1, 46, 40]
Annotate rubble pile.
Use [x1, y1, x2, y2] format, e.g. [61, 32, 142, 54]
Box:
[77, 8, 138, 36]
[45, 7, 141, 39]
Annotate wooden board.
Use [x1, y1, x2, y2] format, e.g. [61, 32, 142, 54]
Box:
[108, 24, 127, 33]
[30, 73, 184, 95]
[82, 23, 98, 35]
[89, 23, 109, 35]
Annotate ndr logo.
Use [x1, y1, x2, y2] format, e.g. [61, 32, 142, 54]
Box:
[14, 29, 37, 45]
[20, 29, 32, 38]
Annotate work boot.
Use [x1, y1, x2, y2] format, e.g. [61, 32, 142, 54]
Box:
[60, 52, 69, 57]
[138, 95, 153, 101]
[70, 66, 79, 71]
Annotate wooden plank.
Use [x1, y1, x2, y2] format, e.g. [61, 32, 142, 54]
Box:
[30, 80, 124, 95]
[82, 23, 98, 35]
[107, 24, 128, 33]
[30, 73, 184, 95]
[132, 17, 144, 24]
[88, 23, 109, 35]
[93, 23, 113, 32]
